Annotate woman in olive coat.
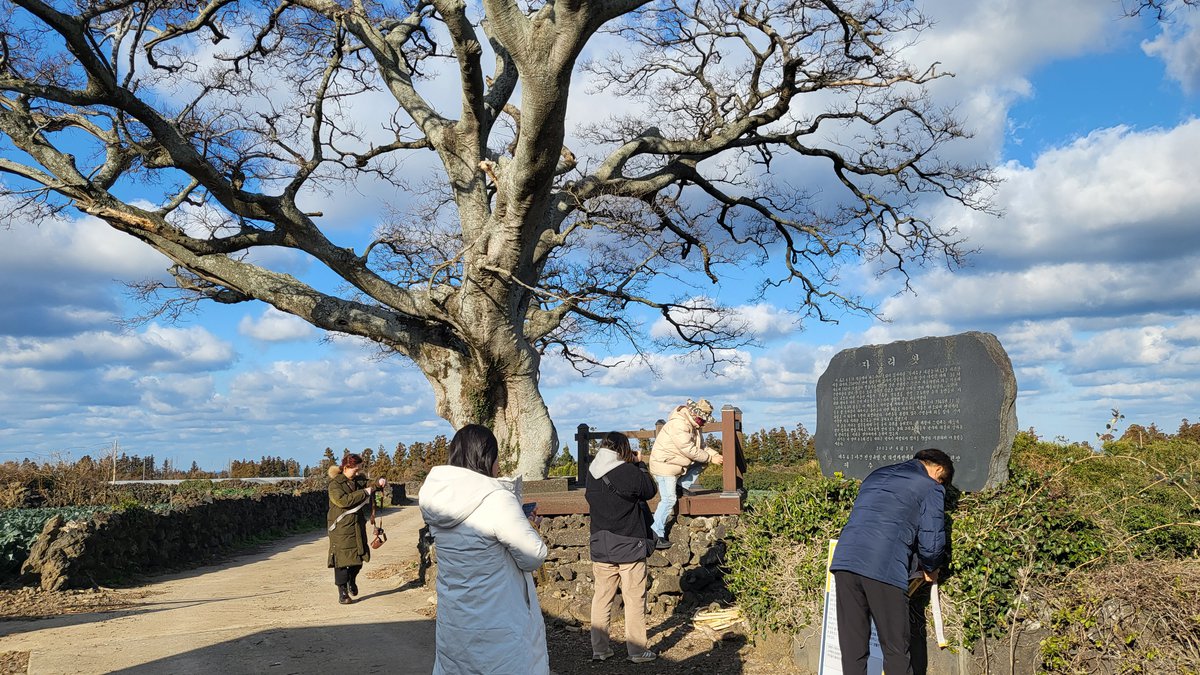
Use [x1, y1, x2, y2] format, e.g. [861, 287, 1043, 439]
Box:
[327, 454, 385, 604]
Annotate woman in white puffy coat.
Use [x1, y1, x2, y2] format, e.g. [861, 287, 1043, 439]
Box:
[418, 424, 549, 675]
[648, 399, 722, 541]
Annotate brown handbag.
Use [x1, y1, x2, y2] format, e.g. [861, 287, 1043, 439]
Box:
[369, 489, 386, 549]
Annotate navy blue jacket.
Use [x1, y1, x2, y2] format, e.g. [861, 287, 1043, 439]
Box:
[830, 459, 947, 590]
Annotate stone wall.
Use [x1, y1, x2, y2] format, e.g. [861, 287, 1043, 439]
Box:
[419, 514, 739, 624]
[21, 490, 327, 591]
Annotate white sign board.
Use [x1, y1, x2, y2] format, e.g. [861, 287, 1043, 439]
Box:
[818, 539, 883, 675]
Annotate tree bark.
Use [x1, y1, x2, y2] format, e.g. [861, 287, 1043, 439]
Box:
[415, 342, 556, 479]
[0, 0, 997, 480]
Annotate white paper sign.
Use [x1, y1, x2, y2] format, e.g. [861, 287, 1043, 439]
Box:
[819, 539, 883, 675]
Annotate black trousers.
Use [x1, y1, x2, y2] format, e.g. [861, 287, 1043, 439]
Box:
[834, 570, 912, 675]
[334, 565, 361, 586]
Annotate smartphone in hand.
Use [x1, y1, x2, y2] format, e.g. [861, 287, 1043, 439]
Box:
[521, 502, 538, 517]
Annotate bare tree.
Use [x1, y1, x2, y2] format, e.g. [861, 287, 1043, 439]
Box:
[0, 0, 993, 477]
[1126, 0, 1197, 19]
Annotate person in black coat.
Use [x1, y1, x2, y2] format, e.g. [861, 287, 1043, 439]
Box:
[586, 431, 659, 664]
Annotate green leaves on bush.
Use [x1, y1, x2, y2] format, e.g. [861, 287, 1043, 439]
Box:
[723, 433, 1198, 653]
[176, 479, 215, 492]
[696, 462, 822, 492]
[1016, 434, 1200, 558]
[724, 475, 858, 632]
[941, 466, 1108, 645]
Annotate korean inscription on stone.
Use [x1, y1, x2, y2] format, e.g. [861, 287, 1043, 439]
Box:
[815, 331, 1018, 491]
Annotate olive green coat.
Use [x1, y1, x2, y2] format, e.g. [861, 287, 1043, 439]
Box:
[327, 466, 371, 568]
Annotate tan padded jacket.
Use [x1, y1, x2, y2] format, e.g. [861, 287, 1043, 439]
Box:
[648, 406, 719, 477]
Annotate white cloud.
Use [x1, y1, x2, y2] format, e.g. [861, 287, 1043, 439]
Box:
[0, 207, 168, 278]
[141, 325, 236, 368]
[996, 319, 1076, 364]
[915, 0, 1119, 82]
[1014, 365, 1053, 394]
[0, 325, 234, 372]
[1142, 8, 1200, 93]
[1067, 326, 1173, 372]
[882, 256, 1200, 325]
[138, 374, 218, 414]
[946, 122, 1200, 267]
[1167, 315, 1200, 343]
[876, 120, 1200, 325]
[239, 307, 317, 342]
[541, 338, 831, 438]
[903, 0, 1122, 157]
[648, 299, 798, 342]
[0, 337, 444, 469]
[857, 322, 957, 349]
[0, 211, 171, 337]
[734, 303, 800, 340]
[586, 348, 777, 399]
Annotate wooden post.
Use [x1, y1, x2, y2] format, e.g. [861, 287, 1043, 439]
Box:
[576, 423, 591, 484]
[720, 406, 741, 496]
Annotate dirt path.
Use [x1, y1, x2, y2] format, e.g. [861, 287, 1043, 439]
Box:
[0, 503, 435, 674]
[0, 504, 799, 675]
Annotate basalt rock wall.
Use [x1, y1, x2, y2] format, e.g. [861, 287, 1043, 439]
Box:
[21, 490, 327, 591]
[420, 514, 738, 624]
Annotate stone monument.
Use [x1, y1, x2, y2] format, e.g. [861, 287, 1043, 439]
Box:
[815, 331, 1017, 491]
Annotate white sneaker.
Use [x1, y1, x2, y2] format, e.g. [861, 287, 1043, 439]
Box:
[628, 651, 658, 663]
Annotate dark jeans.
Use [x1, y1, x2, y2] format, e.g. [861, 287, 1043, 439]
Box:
[334, 565, 361, 586]
[908, 582, 932, 675]
[834, 570, 912, 675]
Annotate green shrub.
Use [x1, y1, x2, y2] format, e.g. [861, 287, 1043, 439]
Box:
[1035, 560, 1200, 673]
[547, 446, 577, 478]
[211, 487, 258, 498]
[941, 466, 1109, 645]
[724, 474, 858, 632]
[723, 434, 1199, 654]
[722, 464, 1115, 646]
[696, 462, 821, 492]
[1013, 435, 1200, 558]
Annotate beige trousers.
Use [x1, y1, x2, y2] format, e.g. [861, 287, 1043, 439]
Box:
[590, 560, 649, 656]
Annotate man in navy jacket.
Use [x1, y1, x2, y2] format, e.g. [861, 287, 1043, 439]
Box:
[830, 448, 954, 675]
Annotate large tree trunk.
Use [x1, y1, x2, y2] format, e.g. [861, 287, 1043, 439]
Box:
[416, 344, 557, 479]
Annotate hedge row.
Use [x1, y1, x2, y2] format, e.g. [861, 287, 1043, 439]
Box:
[722, 432, 1200, 672]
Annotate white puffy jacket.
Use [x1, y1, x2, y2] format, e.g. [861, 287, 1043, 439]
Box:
[418, 465, 549, 675]
[649, 406, 720, 478]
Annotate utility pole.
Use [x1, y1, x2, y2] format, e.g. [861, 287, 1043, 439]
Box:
[111, 439, 118, 482]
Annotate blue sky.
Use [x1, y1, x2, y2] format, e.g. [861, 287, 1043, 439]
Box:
[2, 0, 1199, 471]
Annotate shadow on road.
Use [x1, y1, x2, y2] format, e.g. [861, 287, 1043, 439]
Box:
[107, 620, 437, 675]
[0, 590, 294, 639]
